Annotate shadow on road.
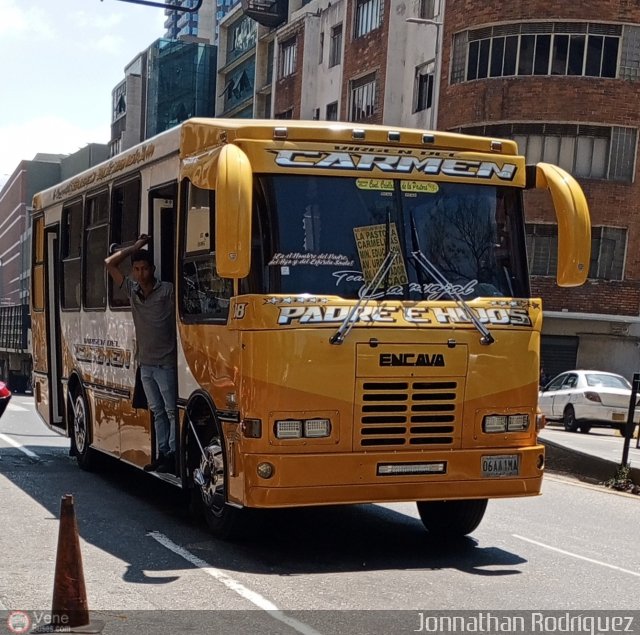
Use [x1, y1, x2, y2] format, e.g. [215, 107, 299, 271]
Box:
[1, 440, 527, 582]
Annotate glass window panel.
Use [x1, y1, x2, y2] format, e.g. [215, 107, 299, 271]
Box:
[527, 135, 543, 163]
[63, 203, 82, 258]
[551, 34, 568, 75]
[86, 191, 109, 226]
[518, 34, 535, 75]
[503, 36, 518, 75]
[585, 35, 603, 76]
[84, 225, 108, 309]
[568, 34, 585, 75]
[513, 135, 528, 156]
[534, 34, 551, 75]
[467, 40, 479, 80]
[575, 136, 594, 176]
[477, 39, 490, 79]
[543, 136, 560, 164]
[558, 137, 576, 172]
[62, 259, 81, 310]
[591, 137, 608, 178]
[490, 37, 505, 77]
[602, 36, 618, 78]
[112, 179, 140, 246]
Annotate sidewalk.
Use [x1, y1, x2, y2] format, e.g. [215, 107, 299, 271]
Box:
[540, 424, 640, 485]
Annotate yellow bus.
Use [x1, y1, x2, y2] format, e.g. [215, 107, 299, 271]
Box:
[31, 118, 590, 538]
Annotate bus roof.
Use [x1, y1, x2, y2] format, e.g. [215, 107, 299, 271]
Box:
[32, 118, 521, 213]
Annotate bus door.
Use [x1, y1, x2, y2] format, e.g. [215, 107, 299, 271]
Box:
[45, 226, 64, 430]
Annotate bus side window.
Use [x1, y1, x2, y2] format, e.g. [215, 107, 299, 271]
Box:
[61, 201, 83, 310]
[180, 182, 232, 321]
[84, 189, 109, 310]
[110, 178, 141, 308]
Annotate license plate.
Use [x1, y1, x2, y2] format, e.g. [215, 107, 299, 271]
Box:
[481, 454, 520, 478]
[612, 412, 626, 422]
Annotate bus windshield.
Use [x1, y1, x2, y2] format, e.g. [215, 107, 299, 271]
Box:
[251, 174, 530, 300]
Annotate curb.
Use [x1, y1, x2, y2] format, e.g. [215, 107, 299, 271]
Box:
[542, 437, 640, 484]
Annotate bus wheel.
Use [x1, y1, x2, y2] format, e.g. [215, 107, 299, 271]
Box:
[416, 499, 488, 538]
[193, 436, 240, 539]
[70, 390, 94, 471]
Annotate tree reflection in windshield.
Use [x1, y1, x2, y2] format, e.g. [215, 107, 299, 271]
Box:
[255, 175, 528, 300]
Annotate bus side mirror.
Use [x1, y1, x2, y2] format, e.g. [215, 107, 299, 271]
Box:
[530, 163, 591, 287]
[215, 144, 252, 279]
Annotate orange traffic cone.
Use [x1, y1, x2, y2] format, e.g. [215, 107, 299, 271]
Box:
[34, 495, 103, 633]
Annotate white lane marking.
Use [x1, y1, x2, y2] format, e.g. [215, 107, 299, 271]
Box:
[7, 403, 28, 412]
[0, 433, 39, 459]
[148, 531, 323, 635]
[513, 534, 640, 578]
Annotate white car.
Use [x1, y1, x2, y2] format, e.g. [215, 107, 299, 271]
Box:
[538, 370, 640, 434]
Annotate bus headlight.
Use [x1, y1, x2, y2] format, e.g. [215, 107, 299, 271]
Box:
[304, 418, 331, 438]
[483, 414, 530, 433]
[275, 418, 332, 439]
[275, 420, 302, 439]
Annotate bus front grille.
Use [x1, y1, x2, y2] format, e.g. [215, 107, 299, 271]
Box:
[355, 379, 460, 448]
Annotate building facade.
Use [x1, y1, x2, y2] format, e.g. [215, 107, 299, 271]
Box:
[438, 0, 640, 378]
[164, 0, 216, 42]
[0, 147, 108, 391]
[110, 38, 217, 155]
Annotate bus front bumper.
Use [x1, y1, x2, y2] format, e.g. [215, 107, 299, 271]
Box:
[242, 445, 545, 508]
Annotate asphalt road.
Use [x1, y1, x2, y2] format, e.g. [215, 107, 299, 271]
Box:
[1, 396, 639, 634]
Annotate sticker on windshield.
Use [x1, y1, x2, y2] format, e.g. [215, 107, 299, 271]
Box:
[268, 253, 355, 267]
[401, 181, 439, 194]
[353, 223, 408, 287]
[355, 178, 394, 191]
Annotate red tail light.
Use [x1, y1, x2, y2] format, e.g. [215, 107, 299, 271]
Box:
[584, 391, 602, 402]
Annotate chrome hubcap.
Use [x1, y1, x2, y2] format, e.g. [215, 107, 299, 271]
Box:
[73, 396, 87, 453]
[198, 441, 224, 515]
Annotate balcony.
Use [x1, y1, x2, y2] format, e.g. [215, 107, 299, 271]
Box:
[241, 0, 287, 28]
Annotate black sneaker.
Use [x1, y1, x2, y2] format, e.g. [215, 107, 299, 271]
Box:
[156, 452, 175, 474]
[144, 454, 165, 472]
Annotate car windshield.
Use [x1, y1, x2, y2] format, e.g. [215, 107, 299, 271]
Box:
[248, 175, 530, 300]
[585, 373, 631, 389]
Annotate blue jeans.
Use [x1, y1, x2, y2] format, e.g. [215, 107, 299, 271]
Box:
[140, 364, 176, 455]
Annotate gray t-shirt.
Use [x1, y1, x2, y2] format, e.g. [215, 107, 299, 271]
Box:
[124, 277, 176, 366]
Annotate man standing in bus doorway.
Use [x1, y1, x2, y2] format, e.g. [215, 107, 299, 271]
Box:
[105, 235, 177, 474]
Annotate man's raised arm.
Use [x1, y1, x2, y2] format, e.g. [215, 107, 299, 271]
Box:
[105, 235, 150, 288]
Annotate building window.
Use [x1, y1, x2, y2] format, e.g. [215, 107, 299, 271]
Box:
[279, 37, 297, 78]
[589, 226, 626, 280]
[275, 108, 293, 119]
[319, 31, 324, 64]
[112, 82, 126, 122]
[414, 62, 434, 112]
[329, 24, 343, 67]
[349, 72, 377, 121]
[452, 22, 621, 84]
[355, 0, 380, 38]
[463, 123, 637, 183]
[326, 101, 338, 120]
[526, 224, 626, 280]
[420, 0, 436, 19]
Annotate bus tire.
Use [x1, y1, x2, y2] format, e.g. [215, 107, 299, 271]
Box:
[69, 388, 94, 471]
[192, 432, 241, 539]
[416, 499, 488, 538]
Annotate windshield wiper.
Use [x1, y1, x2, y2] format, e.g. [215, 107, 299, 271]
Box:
[329, 249, 398, 345]
[411, 249, 495, 346]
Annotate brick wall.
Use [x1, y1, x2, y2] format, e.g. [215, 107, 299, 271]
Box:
[273, 25, 306, 118]
[340, 0, 390, 124]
